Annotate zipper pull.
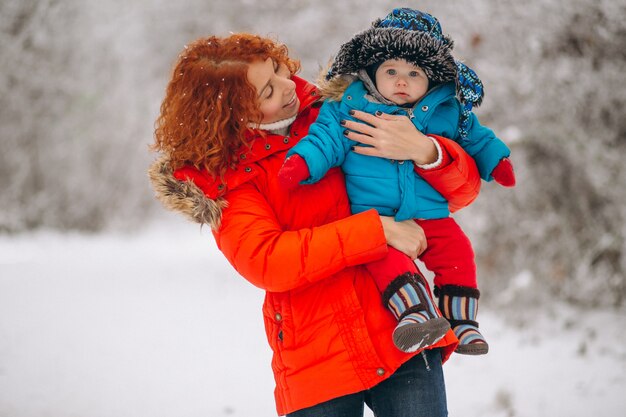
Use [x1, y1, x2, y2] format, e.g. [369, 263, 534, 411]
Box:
[421, 351, 431, 371]
[407, 108, 415, 119]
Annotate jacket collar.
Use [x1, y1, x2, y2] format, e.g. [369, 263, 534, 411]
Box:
[342, 79, 456, 114]
[293, 74, 319, 110]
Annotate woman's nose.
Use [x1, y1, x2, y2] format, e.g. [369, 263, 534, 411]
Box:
[282, 78, 296, 96]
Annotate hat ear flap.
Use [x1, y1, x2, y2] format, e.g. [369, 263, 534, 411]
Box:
[455, 61, 484, 108]
[455, 61, 485, 139]
[326, 34, 365, 80]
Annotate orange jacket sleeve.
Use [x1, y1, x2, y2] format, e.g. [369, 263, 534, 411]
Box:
[213, 183, 388, 293]
[416, 135, 481, 213]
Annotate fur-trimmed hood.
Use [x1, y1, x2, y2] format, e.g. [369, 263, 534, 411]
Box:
[316, 72, 356, 102]
[147, 155, 227, 230]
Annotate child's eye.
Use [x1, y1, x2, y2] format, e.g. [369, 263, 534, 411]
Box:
[386, 69, 397, 76]
[409, 71, 419, 77]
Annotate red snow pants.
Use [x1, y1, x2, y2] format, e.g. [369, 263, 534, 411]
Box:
[367, 217, 477, 292]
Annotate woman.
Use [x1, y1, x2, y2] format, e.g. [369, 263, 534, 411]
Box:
[149, 34, 480, 417]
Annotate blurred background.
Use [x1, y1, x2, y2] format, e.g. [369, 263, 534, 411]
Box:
[2, 0, 625, 306]
[1, 0, 625, 416]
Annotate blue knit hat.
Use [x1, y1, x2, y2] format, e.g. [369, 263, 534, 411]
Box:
[378, 7, 448, 44]
[327, 8, 484, 138]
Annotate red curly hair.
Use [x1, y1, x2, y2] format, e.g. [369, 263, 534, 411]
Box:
[153, 34, 300, 175]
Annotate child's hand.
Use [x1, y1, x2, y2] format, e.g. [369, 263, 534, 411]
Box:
[491, 158, 516, 187]
[278, 155, 310, 190]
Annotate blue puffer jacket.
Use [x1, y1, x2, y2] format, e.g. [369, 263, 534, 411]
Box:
[287, 79, 510, 221]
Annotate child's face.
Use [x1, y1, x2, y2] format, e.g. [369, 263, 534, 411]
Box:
[375, 59, 429, 106]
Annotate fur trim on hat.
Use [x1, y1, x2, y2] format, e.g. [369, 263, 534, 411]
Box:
[326, 27, 457, 85]
[148, 155, 227, 230]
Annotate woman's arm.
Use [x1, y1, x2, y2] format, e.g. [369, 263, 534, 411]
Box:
[416, 135, 481, 212]
[213, 182, 388, 293]
[343, 110, 480, 211]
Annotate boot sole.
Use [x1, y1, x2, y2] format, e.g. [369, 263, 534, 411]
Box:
[455, 342, 489, 355]
[393, 317, 451, 353]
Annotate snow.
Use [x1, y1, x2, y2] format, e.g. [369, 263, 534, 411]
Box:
[1, 221, 625, 417]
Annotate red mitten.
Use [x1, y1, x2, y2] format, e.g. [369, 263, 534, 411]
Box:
[277, 154, 310, 190]
[491, 158, 516, 187]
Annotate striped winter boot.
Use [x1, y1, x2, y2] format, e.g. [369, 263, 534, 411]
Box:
[436, 285, 489, 355]
[382, 273, 451, 353]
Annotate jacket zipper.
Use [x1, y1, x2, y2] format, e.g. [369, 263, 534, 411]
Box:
[407, 108, 415, 119]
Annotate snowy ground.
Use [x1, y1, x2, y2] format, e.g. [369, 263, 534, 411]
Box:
[1, 218, 625, 417]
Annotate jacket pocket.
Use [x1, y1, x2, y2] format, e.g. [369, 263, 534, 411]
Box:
[263, 292, 294, 351]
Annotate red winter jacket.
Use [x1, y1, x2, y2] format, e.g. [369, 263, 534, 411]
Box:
[149, 76, 481, 415]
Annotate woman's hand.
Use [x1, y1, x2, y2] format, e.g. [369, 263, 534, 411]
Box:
[379, 216, 427, 260]
[342, 109, 438, 165]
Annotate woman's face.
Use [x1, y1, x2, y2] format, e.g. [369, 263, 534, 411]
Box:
[247, 57, 299, 124]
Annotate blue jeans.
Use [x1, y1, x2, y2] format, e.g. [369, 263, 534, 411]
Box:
[287, 348, 447, 417]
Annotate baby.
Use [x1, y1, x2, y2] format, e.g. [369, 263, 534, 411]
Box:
[278, 8, 515, 354]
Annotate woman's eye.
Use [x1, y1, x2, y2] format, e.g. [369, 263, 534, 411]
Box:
[386, 69, 396, 76]
[266, 86, 273, 99]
